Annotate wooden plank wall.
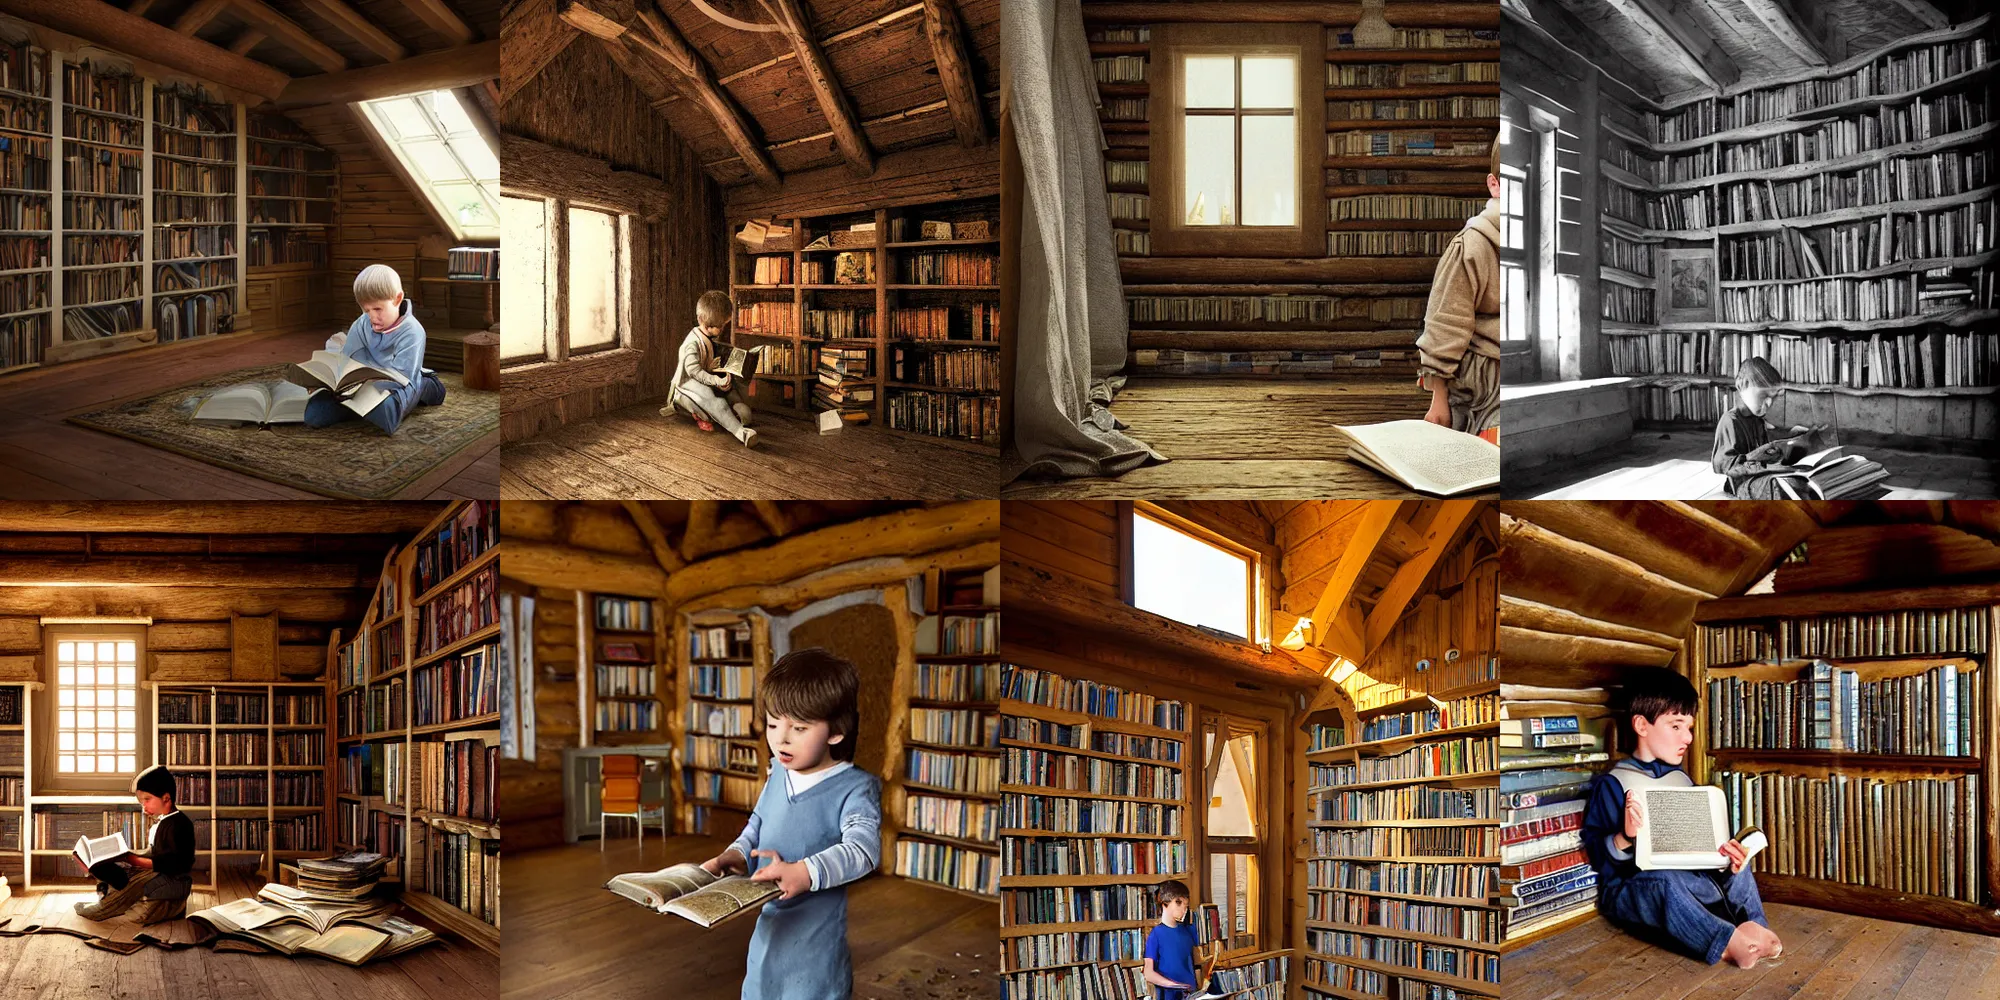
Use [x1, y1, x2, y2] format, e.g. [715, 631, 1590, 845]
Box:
[1268, 500, 1371, 642]
[0, 617, 330, 683]
[500, 38, 729, 442]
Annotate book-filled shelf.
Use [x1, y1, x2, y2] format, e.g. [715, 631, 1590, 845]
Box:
[0, 40, 51, 374]
[1494, 683, 1613, 951]
[728, 195, 1001, 451]
[60, 57, 144, 347]
[245, 111, 334, 272]
[679, 611, 766, 836]
[1302, 660, 1502, 1000]
[888, 566, 1001, 898]
[1689, 588, 1996, 931]
[336, 499, 500, 953]
[1598, 17, 1998, 440]
[151, 84, 237, 341]
[996, 662, 1192, 1000]
[586, 593, 666, 745]
[0, 682, 28, 887]
[151, 681, 333, 890]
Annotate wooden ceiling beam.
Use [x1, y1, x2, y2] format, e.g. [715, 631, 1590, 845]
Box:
[1501, 625, 1676, 670]
[680, 501, 721, 563]
[0, 559, 370, 589]
[0, 587, 366, 620]
[622, 7, 781, 187]
[0, 503, 447, 534]
[502, 540, 668, 596]
[1362, 499, 1481, 657]
[274, 39, 497, 106]
[229, 29, 267, 55]
[1883, 0, 1947, 30]
[756, 0, 875, 175]
[1308, 501, 1404, 662]
[501, 0, 581, 104]
[0, 0, 291, 101]
[619, 501, 687, 573]
[173, 0, 229, 34]
[1599, 0, 1738, 92]
[666, 501, 998, 608]
[398, 0, 479, 46]
[294, 0, 409, 64]
[126, 0, 159, 15]
[1499, 594, 1682, 651]
[749, 501, 792, 538]
[1083, 3, 1498, 24]
[1737, 0, 1828, 66]
[226, 0, 351, 73]
[920, 0, 985, 147]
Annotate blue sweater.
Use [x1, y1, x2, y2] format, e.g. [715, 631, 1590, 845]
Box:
[339, 298, 426, 414]
[1581, 756, 1684, 896]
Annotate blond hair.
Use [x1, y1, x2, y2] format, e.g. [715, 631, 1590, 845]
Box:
[353, 264, 403, 305]
[696, 290, 734, 327]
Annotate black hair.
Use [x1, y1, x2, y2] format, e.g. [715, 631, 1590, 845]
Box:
[132, 764, 176, 803]
[1156, 879, 1190, 906]
[1617, 666, 1699, 746]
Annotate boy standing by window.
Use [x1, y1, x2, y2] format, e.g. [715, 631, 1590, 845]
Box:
[1415, 142, 1502, 438]
[1142, 879, 1200, 1000]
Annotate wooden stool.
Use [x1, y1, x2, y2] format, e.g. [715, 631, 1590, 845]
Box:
[462, 331, 499, 391]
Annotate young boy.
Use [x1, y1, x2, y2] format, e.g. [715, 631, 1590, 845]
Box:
[1582, 667, 1782, 968]
[74, 764, 195, 925]
[1141, 879, 1200, 1000]
[303, 264, 447, 434]
[1414, 141, 1502, 437]
[1713, 356, 1821, 499]
[699, 648, 880, 1000]
[664, 290, 759, 448]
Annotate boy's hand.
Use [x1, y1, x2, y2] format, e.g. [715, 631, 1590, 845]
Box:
[716, 375, 733, 392]
[700, 848, 747, 877]
[1719, 838, 1749, 874]
[1623, 790, 1646, 840]
[748, 850, 812, 899]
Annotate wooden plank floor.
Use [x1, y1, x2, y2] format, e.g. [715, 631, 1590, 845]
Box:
[1001, 377, 1493, 498]
[0, 329, 498, 500]
[1508, 430, 1997, 499]
[1505, 904, 2000, 1000]
[501, 835, 994, 1000]
[501, 404, 1002, 499]
[0, 860, 496, 1000]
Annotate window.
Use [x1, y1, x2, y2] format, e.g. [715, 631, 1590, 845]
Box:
[499, 195, 631, 365]
[358, 89, 499, 241]
[55, 638, 139, 776]
[1130, 508, 1256, 641]
[1153, 24, 1323, 256]
[500, 195, 547, 362]
[1203, 719, 1263, 948]
[500, 591, 536, 761]
[1499, 110, 1534, 348]
[567, 207, 619, 351]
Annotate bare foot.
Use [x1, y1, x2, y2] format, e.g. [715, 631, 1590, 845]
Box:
[1720, 922, 1775, 968]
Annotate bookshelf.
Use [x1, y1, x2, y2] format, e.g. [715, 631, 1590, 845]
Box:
[336, 499, 500, 954]
[150, 84, 239, 342]
[728, 195, 1001, 452]
[886, 566, 1001, 898]
[0, 682, 30, 889]
[1600, 17, 1999, 441]
[59, 56, 145, 347]
[1301, 679, 1501, 1000]
[677, 610, 767, 837]
[151, 680, 333, 891]
[585, 593, 667, 746]
[244, 111, 335, 337]
[27, 794, 140, 890]
[0, 40, 52, 375]
[996, 663, 1191, 1000]
[1690, 590, 1996, 933]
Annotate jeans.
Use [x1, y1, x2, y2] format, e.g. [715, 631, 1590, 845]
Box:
[303, 374, 446, 434]
[1602, 865, 1768, 964]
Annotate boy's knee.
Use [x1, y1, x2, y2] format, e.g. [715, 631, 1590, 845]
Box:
[302, 393, 346, 428]
[419, 373, 447, 407]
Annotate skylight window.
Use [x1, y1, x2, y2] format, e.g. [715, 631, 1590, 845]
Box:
[1131, 510, 1254, 640]
[358, 89, 499, 241]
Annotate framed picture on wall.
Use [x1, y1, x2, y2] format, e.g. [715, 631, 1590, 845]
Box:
[1658, 248, 1716, 324]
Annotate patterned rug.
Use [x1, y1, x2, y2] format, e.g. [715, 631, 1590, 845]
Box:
[66, 364, 498, 499]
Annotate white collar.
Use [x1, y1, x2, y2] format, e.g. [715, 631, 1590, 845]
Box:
[783, 760, 852, 796]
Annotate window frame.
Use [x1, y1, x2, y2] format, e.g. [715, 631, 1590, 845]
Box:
[353, 88, 501, 243]
[1200, 713, 1268, 950]
[39, 624, 147, 793]
[497, 192, 634, 368]
[1151, 22, 1325, 257]
[1119, 502, 1270, 646]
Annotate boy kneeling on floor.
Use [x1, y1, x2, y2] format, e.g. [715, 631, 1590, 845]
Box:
[74, 764, 195, 925]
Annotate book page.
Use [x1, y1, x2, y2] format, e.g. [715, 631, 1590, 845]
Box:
[267, 382, 312, 423]
[75, 832, 128, 868]
[1643, 789, 1720, 854]
[606, 863, 715, 910]
[1337, 420, 1500, 495]
[341, 382, 393, 416]
[299, 924, 390, 966]
[662, 875, 780, 927]
[194, 384, 272, 424]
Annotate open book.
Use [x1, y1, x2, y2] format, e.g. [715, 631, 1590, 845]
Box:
[285, 350, 410, 394]
[717, 345, 761, 380]
[1336, 419, 1500, 496]
[1634, 785, 1769, 870]
[1784, 447, 1889, 499]
[73, 832, 129, 869]
[193, 381, 313, 426]
[189, 892, 422, 965]
[604, 862, 782, 928]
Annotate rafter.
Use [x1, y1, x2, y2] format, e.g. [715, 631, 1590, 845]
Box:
[295, 0, 409, 63]
[275, 39, 497, 105]
[126, 0, 159, 16]
[1362, 500, 1480, 657]
[229, 29, 267, 55]
[1308, 501, 1404, 661]
[1737, 0, 1827, 67]
[173, 0, 229, 34]
[619, 501, 687, 573]
[622, 7, 782, 187]
[756, 0, 875, 175]
[749, 500, 792, 538]
[681, 501, 721, 563]
[1883, 0, 1947, 30]
[398, 0, 479, 46]
[1599, 0, 1738, 92]
[920, 0, 985, 147]
[227, 0, 351, 73]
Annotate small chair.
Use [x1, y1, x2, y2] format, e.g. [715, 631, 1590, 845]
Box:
[599, 754, 666, 849]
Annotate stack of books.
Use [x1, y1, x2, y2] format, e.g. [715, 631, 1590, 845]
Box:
[813, 345, 874, 421]
[1498, 684, 1613, 942]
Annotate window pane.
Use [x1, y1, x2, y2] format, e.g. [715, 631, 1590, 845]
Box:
[1206, 734, 1256, 836]
[79, 732, 95, 751]
[57, 666, 72, 685]
[450, 136, 499, 182]
[77, 689, 94, 707]
[442, 186, 496, 232]
[119, 710, 135, 730]
[428, 89, 478, 136]
[116, 641, 135, 661]
[78, 755, 94, 773]
[118, 688, 134, 707]
[117, 666, 134, 686]
[78, 710, 94, 728]
[58, 754, 73, 772]
[119, 731, 135, 751]
[1183, 115, 1235, 226]
[97, 754, 113, 772]
[58, 642, 74, 662]
[378, 97, 435, 141]
[501, 196, 547, 360]
[58, 689, 72, 707]
[1132, 513, 1251, 638]
[96, 642, 114, 661]
[76, 665, 93, 685]
[1241, 57, 1295, 109]
[1241, 115, 1295, 226]
[58, 732, 73, 751]
[1185, 55, 1234, 109]
[404, 140, 466, 183]
[567, 208, 619, 350]
[119, 755, 135, 772]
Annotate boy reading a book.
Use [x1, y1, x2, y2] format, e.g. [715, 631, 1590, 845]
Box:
[75, 764, 196, 925]
[1142, 879, 1200, 1000]
[664, 290, 759, 448]
[697, 649, 881, 999]
[1582, 667, 1782, 968]
[1712, 356, 1823, 499]
[303, 264, 447, 433]
[1414, 141, 1502, 438]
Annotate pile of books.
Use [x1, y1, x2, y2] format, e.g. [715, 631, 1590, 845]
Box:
[814, 344, 874, 421]
[1498, 684, 1612, 943]
[734, 218, 793, 250]
[189, 852, 434, 965]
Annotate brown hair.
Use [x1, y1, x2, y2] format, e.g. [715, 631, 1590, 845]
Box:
[763, 647, 860, 761]
[1489, 138, 1501, 181]
[1156, 878, 1191, 906]
[1736, 356, 1782, 389]
[696, 290, 734, 328]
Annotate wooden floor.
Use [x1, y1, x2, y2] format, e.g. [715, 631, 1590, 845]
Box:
[1001, 377, 1483, 498]
[501, 402, 1002, 498]
[1508, 904, 2000, 1000]
[1509, 430, 1996, 499]
[0, 329, 498, 500]
[0, 860, 496, 1000]
[501, 835, 994, 1000]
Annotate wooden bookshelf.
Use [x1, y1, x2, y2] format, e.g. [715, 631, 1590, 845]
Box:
[676, 610, 768, 836]
[727, 195, 1001, 451]
[1599, 16, 1998, 440]
[150, 84, 239, 342]
[0, 42, 53, 374]
[584, 593, 667, 747]
[1689, 589, 1998, 935]
[243, 111, 334, 336]
[150, 680, 333, 890]
[0, 682, 32, 889]
[995, 664, 1193, 990]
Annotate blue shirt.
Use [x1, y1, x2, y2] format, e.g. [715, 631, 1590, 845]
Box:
[1144, 920, 1200, 996]
[1581, 756, 1684, 895]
